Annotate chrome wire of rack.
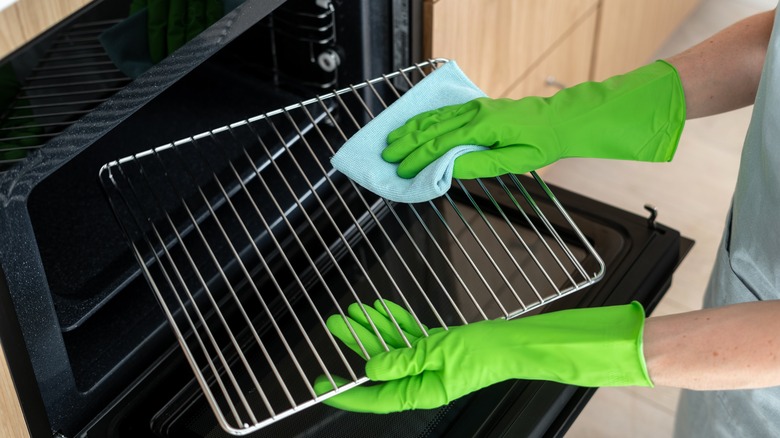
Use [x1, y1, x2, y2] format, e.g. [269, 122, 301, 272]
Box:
[99, 59, 605, 435]
[0, 19, 131, 171]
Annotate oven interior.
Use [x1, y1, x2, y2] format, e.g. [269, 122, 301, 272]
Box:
[1, 0, 400, 434]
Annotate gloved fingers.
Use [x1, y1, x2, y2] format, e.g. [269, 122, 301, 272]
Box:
[386, 104, 464, 144]
[383, 110, 477, 166]
[365, 336, 445, 381]
[325, 313, 386, 360]
[314, 374, 393, 412]
[146, 0, 170, 63]
[313, 373, 353, 396]
[371, 299, 429, 339]
[346, 302, 418, 350]
[392, 123, 482, 178]
[167, 0, 187, 54]
[451, 145, 549, 179]
[315, 373, 451, 413]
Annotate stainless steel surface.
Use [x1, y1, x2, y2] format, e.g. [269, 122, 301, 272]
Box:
[99, 59, 604, 435]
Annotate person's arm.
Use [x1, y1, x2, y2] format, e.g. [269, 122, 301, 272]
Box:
[641, 9, 780, 391]
[666, 9, 775, 119]
[644, 300, 780, 390]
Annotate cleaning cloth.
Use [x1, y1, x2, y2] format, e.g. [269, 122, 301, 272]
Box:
[330, 61, 487, 203]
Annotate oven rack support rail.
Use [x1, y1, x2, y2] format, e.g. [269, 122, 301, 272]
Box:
[99, 59, 605, 436]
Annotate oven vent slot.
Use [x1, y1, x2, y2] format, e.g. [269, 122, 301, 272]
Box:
[99, 59, 605, 436]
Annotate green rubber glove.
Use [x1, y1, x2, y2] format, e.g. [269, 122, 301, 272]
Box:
[314, 300, 652, 413]
[130, 0, 223, 64]
[384, 60, 686, 179]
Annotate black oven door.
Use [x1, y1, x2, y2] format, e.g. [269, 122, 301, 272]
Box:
[79, 179, 691, 438]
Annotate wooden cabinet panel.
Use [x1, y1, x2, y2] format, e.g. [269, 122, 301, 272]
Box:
[0, 344, 27, 438]
[0, 0, 94, 59]
[502, 10, 597, 99]
[0, 4, 27, 59]
[425, 0, 599, 98]
[15, 0, 93, 40]
[592, 0, 701, 80]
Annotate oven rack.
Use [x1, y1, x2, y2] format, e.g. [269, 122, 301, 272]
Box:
[99, 59, 605, 435]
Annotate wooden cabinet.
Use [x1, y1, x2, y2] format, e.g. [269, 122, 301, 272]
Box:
[0, 0, 95, 59]
[424, 0, 599, 98]
[0, 345, 27, 438]
[424, 0, 701, 97]
[503, 11, 598, 99]
[593, 0, 701, 80]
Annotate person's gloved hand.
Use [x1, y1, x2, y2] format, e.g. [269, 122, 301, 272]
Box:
[314, 299, 652, 413]
[383, 60, 686, 179]
[130, 0, 223, 63]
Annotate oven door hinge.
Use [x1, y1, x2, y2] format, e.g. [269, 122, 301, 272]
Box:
[644, 204, 659, 230]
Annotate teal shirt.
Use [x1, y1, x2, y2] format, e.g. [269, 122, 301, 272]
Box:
[675, 5, 780, 437]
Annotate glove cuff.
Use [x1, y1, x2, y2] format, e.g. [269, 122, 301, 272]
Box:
[552, 60, 687, 164]
[651, 59, 687, 161]
[603, 301, 654, 388]
[524, 301, 654, 388]
[578, 301, 654, 387]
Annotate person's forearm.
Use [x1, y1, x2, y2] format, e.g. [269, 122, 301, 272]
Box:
[665, 9, 775, 119]
[644, 300, 780, 390]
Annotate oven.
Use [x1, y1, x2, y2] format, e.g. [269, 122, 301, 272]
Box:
[0, 1, 692, 437]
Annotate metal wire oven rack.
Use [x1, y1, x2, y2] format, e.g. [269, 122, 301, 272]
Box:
[0, 19, 130, 171]
[99, 59, 605, 435]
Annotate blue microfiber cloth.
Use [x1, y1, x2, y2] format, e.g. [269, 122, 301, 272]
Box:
[330, 61, 488, 203]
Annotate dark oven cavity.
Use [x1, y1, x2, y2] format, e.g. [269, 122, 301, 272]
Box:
[1, 0, 397, 435]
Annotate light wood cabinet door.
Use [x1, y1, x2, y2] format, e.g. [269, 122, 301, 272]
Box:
[502, 9, 597, 99]
[0, 4, 28, 59]
[0, 345, 28, 438]
[592, 0, 701, 80]
[0, 0, 95, 59]
[424, 0, 599, 98]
